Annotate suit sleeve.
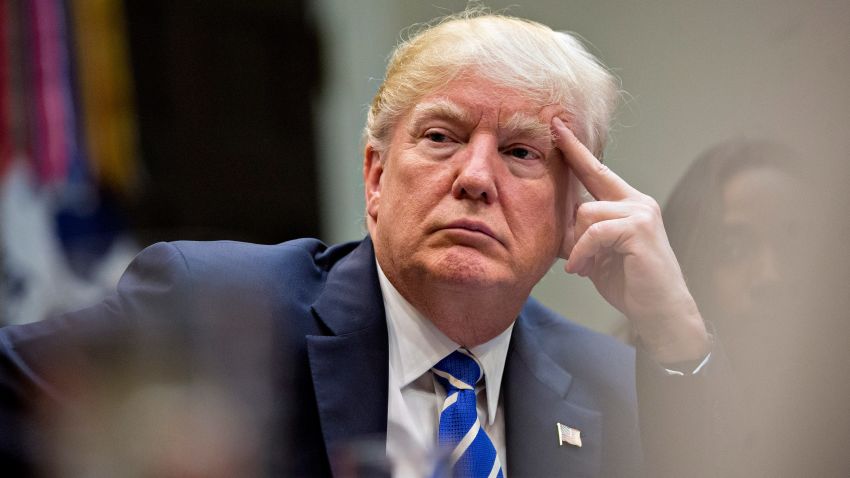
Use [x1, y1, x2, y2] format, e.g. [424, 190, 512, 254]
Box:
[637, 340, 739, 478]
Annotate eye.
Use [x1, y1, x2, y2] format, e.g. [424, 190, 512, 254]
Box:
[425, 131, 450, 143]
[507, 147, 531, 159]
[717, 228, 755, 264]
[503, 146, 540, 161]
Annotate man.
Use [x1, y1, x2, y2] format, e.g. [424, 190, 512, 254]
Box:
[0, 12, 717, 477]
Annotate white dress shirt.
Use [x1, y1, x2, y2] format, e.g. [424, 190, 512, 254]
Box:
[377, 264, 514, 477]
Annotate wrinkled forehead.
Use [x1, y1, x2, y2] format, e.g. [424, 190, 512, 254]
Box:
[405, 76, 570, 137]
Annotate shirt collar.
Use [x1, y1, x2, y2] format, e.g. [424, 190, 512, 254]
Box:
[378, 261, 514, 425]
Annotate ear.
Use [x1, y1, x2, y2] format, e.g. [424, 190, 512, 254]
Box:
[363, 144, 384, 223]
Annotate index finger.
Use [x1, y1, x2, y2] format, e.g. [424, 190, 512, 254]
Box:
[552, 117, 635, 201]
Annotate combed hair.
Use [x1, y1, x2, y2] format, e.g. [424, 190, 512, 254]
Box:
[365, 11, 620, 156]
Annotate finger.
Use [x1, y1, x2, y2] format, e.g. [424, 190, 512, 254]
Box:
[552, 117, 635, 201]
[564, 254, 596, 278]
[565, 217, 632, 274]
[574, 200, 639, 241]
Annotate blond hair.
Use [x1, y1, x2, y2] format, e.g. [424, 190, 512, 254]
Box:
[365, 12, 619, 156]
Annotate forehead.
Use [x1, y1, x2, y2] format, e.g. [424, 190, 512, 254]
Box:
[723, 168, 796, 207]
[722, 167, 799, 225]
[410, 76, 558, 124]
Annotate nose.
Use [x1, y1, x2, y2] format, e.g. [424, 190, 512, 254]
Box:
[750, 245, 784, 301]
[451, 136, 498, 204]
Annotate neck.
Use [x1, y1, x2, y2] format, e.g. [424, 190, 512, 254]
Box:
[389, 270, 528, 348]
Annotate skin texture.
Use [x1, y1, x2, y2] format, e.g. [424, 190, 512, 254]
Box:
[365, 77, 570, 347]
[552, 118, 709, 363]
[364, 74, 709, 362]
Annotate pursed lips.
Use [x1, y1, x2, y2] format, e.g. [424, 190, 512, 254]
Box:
[441, 219, 504, 246]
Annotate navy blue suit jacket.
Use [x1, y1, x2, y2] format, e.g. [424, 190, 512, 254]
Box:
[0, 237, 716, 477]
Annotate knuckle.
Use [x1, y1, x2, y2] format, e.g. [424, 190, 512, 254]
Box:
[638, 193, 661, 212]
[631, 211, 656, 231]
[587, 221, 606, 238]
[646, 198, 662, 215]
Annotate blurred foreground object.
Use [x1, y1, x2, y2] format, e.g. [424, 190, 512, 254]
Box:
[0, 0, 142, 325]
[663, 140, 850, 477]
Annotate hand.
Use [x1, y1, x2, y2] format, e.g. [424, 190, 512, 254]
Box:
[552, 117, 710, 364]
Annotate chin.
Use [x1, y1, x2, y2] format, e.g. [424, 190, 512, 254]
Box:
[426, 247, 512, 289]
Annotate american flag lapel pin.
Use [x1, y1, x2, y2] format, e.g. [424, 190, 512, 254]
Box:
[556, 422, 582, 448]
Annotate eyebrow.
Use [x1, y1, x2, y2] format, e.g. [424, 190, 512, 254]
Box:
[406, 99, 474, 134]
[499, 112, 553, 145]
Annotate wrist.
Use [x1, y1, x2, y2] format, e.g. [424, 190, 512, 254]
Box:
[640, 304, 711, 364]
[662, 351, 712, 376]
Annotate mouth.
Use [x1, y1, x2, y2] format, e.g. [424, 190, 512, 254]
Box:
[441, 219, 503, 245]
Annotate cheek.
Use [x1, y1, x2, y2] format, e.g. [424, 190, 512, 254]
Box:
[712, 265, 749, 309]
[543, 172, 569, 234]
[381, 160, 452, 223]
[556, 173, 572, 223]
[508, 180, 563, 246]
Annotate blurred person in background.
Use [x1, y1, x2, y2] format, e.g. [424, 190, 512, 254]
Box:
[0, 10, 728, 477]
[663, 140, 850, 477]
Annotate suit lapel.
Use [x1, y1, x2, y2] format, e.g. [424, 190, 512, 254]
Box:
[306, 238, 390, 476]
[304, 238, 605, 476]
[504, 313, 602, 478]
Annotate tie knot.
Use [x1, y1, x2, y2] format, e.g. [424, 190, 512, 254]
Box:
[432, 349, 482, 391]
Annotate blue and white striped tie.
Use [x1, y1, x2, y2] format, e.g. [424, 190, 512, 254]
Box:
[432, 349, 504, 478]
